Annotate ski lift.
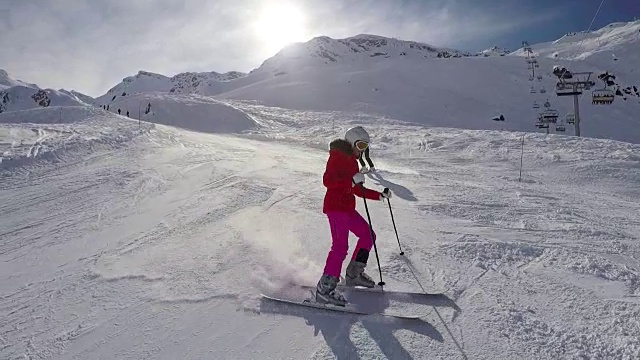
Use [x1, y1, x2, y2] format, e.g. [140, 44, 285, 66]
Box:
[532, 101, 540, 109]
[556, 82, 582, 96]
[553, 66, 573, 79]
[566, 114, 575, 124]
[540, 109, 559, 123]
[555, 123, 566, 132]
[530, 86, 537, 94]
[535, 118, 549, 129]
[544, 101, 551, 108]
[537, 75, 543, 81]
[592, 88, 615, 105]
[540, 88, 547, 94]
[593, 73, 617, 104]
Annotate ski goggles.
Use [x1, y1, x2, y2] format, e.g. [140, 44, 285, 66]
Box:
[355, 140, 369, 151]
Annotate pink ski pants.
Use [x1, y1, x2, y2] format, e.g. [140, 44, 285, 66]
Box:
[323, 210, 375, 277]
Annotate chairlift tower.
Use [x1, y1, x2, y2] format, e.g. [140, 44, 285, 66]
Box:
[555, 71, 595, 137]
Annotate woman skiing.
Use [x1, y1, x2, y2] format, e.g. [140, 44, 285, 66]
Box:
[316, 126, 392, 306]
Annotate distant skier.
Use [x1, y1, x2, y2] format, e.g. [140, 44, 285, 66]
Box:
[316, 126, 392, 306]
[118, 108, 121, 115]
[358, 146, 375, 173]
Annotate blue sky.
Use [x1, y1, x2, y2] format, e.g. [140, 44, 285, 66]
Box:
[0, 0, 637, 97]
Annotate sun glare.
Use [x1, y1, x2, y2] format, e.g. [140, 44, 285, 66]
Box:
[254, 2, 308, 55]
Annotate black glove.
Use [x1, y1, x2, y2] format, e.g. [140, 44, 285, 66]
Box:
[380, 188, 392, 200]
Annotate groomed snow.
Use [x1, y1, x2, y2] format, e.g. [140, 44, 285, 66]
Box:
[2, 19, 640, 360]
[2, 100, 640, 359]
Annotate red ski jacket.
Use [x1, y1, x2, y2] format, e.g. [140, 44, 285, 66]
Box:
[323, 139, 381, 213]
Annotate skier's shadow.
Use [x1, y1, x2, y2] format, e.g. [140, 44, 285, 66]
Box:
[260, 292, 444, 360]
[367, 171, 418, 202]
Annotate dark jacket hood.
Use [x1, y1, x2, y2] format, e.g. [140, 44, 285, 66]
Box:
[329, 138, 353, 155]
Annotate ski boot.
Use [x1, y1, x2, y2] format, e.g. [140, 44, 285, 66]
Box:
[316, 274, 347, 306]
[345, 260, 376, 288]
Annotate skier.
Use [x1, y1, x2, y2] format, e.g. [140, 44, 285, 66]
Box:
[316, 126, 392, 306]
[358, 146, 375, 173]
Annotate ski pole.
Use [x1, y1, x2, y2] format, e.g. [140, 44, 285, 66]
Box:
[360, 184, 385, 287]
[386, 198, 405, 255]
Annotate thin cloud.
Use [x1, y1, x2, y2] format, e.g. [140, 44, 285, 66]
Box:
[0, 0, 560, 97]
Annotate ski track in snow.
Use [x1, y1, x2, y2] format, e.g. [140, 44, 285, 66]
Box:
[1, 102, 640, 359]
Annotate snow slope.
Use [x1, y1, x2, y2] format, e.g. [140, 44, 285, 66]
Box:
[512, 20, 640, 62]
[102, 92, 258, 134]
[2, 101, 640, 359]
[0, 106, 151, 170]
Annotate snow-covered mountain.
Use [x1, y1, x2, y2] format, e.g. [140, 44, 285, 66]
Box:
[478, 46, 511, 57]
[254, 34, 472, 73]
[95, 34, 471, 105]
[511, 20, 640, 62]
[58, 89, 95, 104]
[0, 69, 38, 90]
[0, 69, 91, 113]
[94, 70, 248, 106]
[93, 21, 640, 143]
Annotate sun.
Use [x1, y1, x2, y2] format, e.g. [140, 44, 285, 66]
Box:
[254, 2, 308, 55]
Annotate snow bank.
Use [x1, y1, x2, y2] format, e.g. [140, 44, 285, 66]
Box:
[0, 106, 149, 171]
[101, 93, 258, 134]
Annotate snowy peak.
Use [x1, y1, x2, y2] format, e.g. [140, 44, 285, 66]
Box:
[0, 69, 37, 90]
[95, 69, 248, 105]
[511, 19, 640, 61]
[0, 87, 89, 113]
[478, 46, 510, 57]
[256, 34, 471, 73]
[58, 89, 95, 104]
[0, 70, 89, 113]
[168, 71, 246, 94]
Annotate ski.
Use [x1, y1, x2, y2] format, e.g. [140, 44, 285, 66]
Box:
[260, 294, 421, 319]
[299, 282, 442, 297]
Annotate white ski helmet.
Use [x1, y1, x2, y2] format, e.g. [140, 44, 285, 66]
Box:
[344, 126, 370, 146]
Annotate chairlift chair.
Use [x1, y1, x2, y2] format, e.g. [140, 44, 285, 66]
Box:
[556, 82, 582, 96]
[541, 109, 559, 123]
[592, 89, 615, 105]
[530, 87, 537, 94]
[532, 102, 540, 109]
[566, 114, 575, 124]
[535, 119, 549, 129]
[540, 88, 547, 94]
